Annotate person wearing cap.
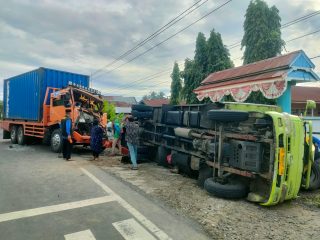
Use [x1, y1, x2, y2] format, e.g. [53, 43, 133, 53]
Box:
[61, 109, 73, 161]
[125, 116, 139, 170]
[111, 119, 122, 156]
[90, 118, 104, 161]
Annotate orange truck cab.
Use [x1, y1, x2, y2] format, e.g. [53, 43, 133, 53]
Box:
[2, 83, 107, 152]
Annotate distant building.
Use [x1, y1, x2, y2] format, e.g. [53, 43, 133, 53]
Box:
[102, 96, 137, 114]
[291, 86, 320, 116]
[103, 96, 137, 105]
[142, 98, 170, 106]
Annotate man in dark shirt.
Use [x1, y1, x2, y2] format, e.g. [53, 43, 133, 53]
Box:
[125, 116, 139, 170]
[61, 109, 73, 161]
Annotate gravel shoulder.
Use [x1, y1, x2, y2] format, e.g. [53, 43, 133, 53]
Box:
[81, 152, 320, 240]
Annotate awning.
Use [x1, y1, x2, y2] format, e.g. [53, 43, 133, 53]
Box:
[194, 50, 319, 103]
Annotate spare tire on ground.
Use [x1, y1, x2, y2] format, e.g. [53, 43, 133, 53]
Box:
[132, 104, 153, 112]
[207, 110, 249, 122]
[204, 178, 249, 199]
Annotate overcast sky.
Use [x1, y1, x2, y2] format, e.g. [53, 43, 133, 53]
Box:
[1, 0, 320, 100]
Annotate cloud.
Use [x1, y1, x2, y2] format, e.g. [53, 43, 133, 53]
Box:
[0, 0, 319, 100]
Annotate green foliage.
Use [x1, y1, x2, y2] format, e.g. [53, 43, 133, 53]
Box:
[142, 91, 166, 100]
[194, 32, 208, 72]
[170, 61, 182, 105]
[241, 0, 284, 104]
[103, 100, 116, 121]
[181, 59, 202, 104]
[242, 0, 284, 64]
[207, 29, 233, 75]
[181, 31, 233, 104]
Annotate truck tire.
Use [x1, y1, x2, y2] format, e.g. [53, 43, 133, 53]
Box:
[10, 126, 18, 144]
[51, 129, 62, 153]
[17, 126, 26, 145]
[42, 129, 51, 146]
[156, 145, 169, 166]
[197, 163, 213, 188]
[204, 178, 249, 199]
[308, 159, 320, 190]
[207, 110, 249, 122]
[132, 104, 153, 112]
[3, 130, 10, 139]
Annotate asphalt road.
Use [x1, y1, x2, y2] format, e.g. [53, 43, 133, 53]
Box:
[0, 131, 210, 240]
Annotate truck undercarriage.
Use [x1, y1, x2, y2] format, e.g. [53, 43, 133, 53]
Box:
[134, 102, 320, 205]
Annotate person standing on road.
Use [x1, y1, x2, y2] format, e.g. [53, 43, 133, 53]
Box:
[111, 119, 122, 156]
[125, 116, 139, 170]
[61, 109, 73, 161]
[90, 118, 104, 161]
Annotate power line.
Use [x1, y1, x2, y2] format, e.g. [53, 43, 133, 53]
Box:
[281, 10, 320, 28]
[226, 10, 320, 50]
[96, 0, 233, 76]
[310, 55, 320, 60]
[107, 54, 242, 93]
[103, 69, 172, 95]
[91, 0, 208, 77]
[286, 28, 320, 43]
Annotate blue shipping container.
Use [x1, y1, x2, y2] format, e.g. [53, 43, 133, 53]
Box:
[3, 67, 89, 121]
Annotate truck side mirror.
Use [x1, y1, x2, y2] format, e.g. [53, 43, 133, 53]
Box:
[304, 100, 316, 117]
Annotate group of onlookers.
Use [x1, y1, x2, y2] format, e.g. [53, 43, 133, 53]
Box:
[60, 112, 139, 170]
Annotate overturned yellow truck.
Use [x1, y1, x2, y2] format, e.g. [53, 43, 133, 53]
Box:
[133, 50, 320, 206]
[133, 101, 319, 206]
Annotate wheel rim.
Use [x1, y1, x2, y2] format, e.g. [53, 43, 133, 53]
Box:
[11, 128, 16, 141]
[52, 133, 61, 149]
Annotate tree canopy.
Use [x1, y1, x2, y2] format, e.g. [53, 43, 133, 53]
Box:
[170, 61, 182, 105]
[103, 100, 116, 121]
[242, 0, 284, 65]
[181, 31, 233, 104]
[142, 91, 166, 100]
[241, 0, 283, 104]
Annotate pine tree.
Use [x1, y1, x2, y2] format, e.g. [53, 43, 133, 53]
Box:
[181, 33, 208, 104]
[170, 62, 182, 105]
[241, 0, 284, 104]
[206, 29, 233, 75]
[242, 0, 284, 64]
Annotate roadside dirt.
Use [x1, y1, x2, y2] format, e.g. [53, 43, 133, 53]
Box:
[84, 151, 320, 240]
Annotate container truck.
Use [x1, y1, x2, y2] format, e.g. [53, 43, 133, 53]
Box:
[132, 101, 320, 206]
[1, 67, 107, 152]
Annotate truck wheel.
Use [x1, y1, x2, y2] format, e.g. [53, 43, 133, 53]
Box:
[197, 163, 213, 188]
[10, 126, 18, 144]
[207, 110, 249, 122]
[308, 159, 320, 190]
[204, 178, 249, 199]
[156, 145, 169, 166]
[51, 129, 62, 153]
[17, 126, 26, 145]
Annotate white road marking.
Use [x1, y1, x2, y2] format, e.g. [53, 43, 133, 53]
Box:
[80, 168, 172, 240]
[0, 196, 116, 223]
[113, 218, 157, 240]
[64, 229, 96, 240]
